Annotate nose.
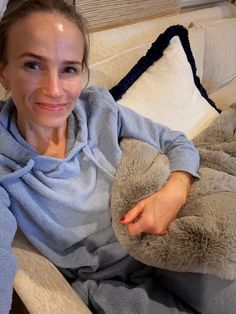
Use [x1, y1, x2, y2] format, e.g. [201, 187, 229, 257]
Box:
[41, 71, 63, 99]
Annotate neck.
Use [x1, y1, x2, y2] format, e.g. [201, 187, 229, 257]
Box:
[17, 117, 68, 159]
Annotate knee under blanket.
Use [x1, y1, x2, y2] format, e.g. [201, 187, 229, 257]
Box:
[111, 104, 236, 280]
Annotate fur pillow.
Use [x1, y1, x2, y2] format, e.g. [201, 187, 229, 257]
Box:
[111, 106, 236, 280]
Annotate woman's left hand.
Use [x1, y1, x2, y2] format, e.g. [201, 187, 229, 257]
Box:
[119, 172, 194, 237]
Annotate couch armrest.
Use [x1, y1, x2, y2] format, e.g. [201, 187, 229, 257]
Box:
[12, 230, 91, 314]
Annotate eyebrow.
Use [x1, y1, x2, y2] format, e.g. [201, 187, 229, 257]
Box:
[19, 52, 82, 65]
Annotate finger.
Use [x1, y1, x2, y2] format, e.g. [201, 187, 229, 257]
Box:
[127, 216, 145, 237]
[119, 202, 144, 224]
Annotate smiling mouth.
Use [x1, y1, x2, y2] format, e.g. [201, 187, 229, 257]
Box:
[36, 103, 67, 112]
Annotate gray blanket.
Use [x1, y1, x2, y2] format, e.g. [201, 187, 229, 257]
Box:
[111, 104, 236, 280]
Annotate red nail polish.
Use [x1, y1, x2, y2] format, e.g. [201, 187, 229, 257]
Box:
[119, 216, 125, 222]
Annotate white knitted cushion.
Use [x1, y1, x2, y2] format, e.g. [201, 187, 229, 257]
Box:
[109, 26, 219, 139]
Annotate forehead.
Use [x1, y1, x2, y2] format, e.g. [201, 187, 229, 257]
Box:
[6, 12, 84, 60]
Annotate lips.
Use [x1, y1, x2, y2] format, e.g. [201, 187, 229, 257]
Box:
[36, 102, 67, 112]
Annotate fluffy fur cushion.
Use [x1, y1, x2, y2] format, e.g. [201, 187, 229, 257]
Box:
[111, 105, 236, 280]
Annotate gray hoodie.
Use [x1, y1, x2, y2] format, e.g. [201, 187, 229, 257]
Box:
[0, 86, 199, 313]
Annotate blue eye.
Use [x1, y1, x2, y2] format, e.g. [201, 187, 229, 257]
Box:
[24, 61, 41, 70]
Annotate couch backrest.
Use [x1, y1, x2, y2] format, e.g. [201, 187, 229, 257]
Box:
[88, 3, 236, 92]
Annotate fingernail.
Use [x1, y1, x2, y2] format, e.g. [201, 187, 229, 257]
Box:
[119, 216, 126, 222]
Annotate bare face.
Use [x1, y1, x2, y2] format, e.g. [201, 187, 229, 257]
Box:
[0, 12, 85, 130]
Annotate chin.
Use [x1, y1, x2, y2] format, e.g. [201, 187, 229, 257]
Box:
[37, 117, 69, 129]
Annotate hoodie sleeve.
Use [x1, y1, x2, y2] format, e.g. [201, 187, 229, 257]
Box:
[0, 185, 18, 314]
[116, 103, 200, 179]
[80, 87, 200, 178]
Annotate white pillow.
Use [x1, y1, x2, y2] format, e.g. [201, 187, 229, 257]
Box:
[109, 25, 219, 139]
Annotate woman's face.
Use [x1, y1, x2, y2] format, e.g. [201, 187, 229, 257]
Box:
[0, 12, 85, 130]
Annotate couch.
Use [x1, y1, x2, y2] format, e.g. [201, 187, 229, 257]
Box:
[6, 1, 236, 313]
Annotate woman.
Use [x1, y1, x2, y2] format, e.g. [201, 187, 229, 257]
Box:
[0, 1, 213, 313]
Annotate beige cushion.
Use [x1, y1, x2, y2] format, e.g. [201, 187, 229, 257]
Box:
[113, 35, 219, 140]
[199, 18, 236, 94]
[89, 43, 150, 90]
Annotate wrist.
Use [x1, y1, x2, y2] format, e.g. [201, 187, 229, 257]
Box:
[163, 172, 193, 205]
